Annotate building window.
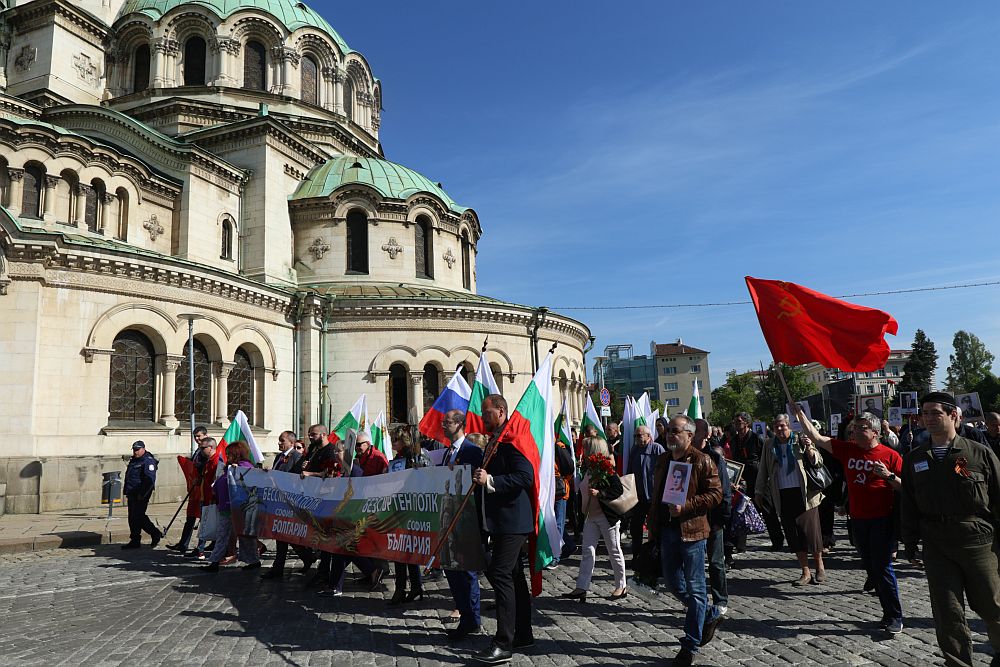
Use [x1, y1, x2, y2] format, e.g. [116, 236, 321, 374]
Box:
[890, 366, 900, 375]
[183, 36, 206, 86]
[108, 330, 155, 422]
[244, 40, 266, 90]
[666, 398, 680, 407]
[663, 367, 677, 375]
[21, 165, 43, 219]
[690, 364, 701, 373]
[490, 362, 504, 394]
[116, 188, 129, 240]
[692, 379, 703, 389]
[388, 363, 408, 423]
[460, 230, 471, 289]
[85, 182, 102, 232]
[663, 382, 678, 391]
[221, 218, 233, 260]
[345, 209, 368, 274]
[133, 44, 150, 92]
[415, 215, 433, 279]
[422, 363, 440, 416]
[867, 385, 875, 394]
[301, 56, 318, 105]
[343, 77, 354, 121]
[228, 348, 255, 424]
[175, 339, 212, 423]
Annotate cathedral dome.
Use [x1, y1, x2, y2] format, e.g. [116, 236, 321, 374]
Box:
[117, 0, 351, 53]
[292, 156, 467, 213]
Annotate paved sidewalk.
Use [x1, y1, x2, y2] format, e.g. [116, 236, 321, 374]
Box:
[0, 502, 180, 553]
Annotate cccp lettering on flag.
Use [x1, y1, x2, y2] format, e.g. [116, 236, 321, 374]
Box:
[226, 466, 485, 570]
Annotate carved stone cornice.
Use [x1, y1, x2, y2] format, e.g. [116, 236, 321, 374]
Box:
[44, 175, 60, 189]
[75, 183, 93, 196]
[154, 37, 179, 56]
[100, 192, 116, 205]
[273, 46, 301, 66]
[215, 361, 236, 379]
[216, 38, 241, 56]
[80, 346, 114, 363]
[163, 354, 185, 372]
[7, 168, 23, 182]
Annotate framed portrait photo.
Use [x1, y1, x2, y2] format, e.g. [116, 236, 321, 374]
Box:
[724, 458, 745, 488]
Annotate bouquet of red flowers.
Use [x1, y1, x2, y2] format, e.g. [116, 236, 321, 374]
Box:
[581, 453, 616, 489]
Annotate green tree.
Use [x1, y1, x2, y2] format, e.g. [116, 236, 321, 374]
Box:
[709, 370, 759, 426]
[972, 373, 1000, 414]
[755, 363, 819, 422]
[946, 330, 996, 392]
[898, 329, 937, 397]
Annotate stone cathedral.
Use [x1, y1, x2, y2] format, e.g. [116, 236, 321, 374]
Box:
[0, 0, 591, 513]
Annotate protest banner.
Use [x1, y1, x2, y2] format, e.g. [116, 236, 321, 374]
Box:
[227, 465, 486, 571]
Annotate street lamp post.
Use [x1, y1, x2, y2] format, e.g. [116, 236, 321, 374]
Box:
[177, 313, 206, 455]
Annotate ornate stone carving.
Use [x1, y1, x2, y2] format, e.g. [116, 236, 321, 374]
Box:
[81, 346, 115, 363]
[143, 214, 164, 241]
[273, 46, 301, 66]
[44, 175, 60, 189]
[215, 361, 235, 379]
[75, 183, 93, 197]
[100, 192, 116, 205]
[154, 38, 179, 56]
[442, 249, 456, 269]
[381, 237, 403, 259]
[73, 53, 99, 87]
[7, 168, 23, 182]
[163, 355, 184, 373]
[217, 38, 241, 56]
[307, 237, 330, 260]
[14, 45, 35, 72]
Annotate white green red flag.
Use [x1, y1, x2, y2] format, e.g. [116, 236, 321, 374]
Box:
[554, 397, 573, 449]
[466, 350, 500, 435]
[371, 410, 390, 459]
[622, 396, 648, 475]
[687, 381, 703, 420]
[582, 393, 607, 441]
[330, 394, 367, 445]
[502, 351, 560, 596]
[220, 410, 264, 465]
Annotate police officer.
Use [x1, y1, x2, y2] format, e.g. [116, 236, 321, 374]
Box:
[901, 392, 1000, 667]
[122, 440, 162, 550]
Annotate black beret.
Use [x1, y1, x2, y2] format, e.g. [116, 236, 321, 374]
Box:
[920, 392, 956, 409]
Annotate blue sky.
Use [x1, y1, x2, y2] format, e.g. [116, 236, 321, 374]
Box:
[318, 2, 1000, 388]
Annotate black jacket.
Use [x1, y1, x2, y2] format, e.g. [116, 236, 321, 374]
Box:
[554, 442, 574, 498]
[124, 452, 157, 496]
[593, 474, 627, 525]
[484, 441, 535, 535]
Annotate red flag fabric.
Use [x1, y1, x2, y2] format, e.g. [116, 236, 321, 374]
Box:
[745, 277, 898, 372]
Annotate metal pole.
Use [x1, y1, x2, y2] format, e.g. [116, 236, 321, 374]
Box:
[187, 318, 196, 455]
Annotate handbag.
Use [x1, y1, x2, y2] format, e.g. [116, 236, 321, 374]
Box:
[603, 473, 638, 516]
[805, 459, 833, 492]
[198, 504, 219, 541]
[633, 539, 661, 588]
[730, 490, 766, 536]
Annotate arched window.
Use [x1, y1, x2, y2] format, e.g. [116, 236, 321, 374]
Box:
[132, 44, 150, 92]
[116, 187, 129, 241]
[415, 215, 433, 279]
[388, 363, 409, 424]
[228, 347, 255, 424]
[87, 181, 104, 233]
[175, 339, 212, 423]
[108, 330, 156, 422]
[345, 209, 368, 274]
[244, 40, 267, 90]
[301, 55, 318, 105]
[422, 363, 440, 416]
[221, 218, 233, 260]
[490, 362, 504, 394]
[461, 230, 471, 289]
[183, 36, 206, 86]
[21, 165, 43, 219]
[343, 77, 354, 121]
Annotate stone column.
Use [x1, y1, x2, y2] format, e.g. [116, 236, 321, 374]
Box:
[0, 27, 11, 91]
[215, 362, 234, 427]
[74, 183, 92, 229]
[99, 192, 115, 235]
[151, 39, 165, 87]
[159, 355, 182, 428]
[321, 67, 335, 111]
[6, 168, 23, 216]
[215, 38, 239, 86]
[41, 175, 58, 222]
[333, 67, 345, 115]
[408, 373, 424, 426]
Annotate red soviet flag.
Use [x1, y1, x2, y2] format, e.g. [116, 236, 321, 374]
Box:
[745, 277, 898, 372]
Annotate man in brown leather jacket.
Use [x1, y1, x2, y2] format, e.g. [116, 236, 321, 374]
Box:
[647, 415, 723, 667]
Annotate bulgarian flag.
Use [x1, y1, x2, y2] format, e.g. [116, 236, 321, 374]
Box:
[220, 410, 264, 465]
[330, 394, 367, 444]
[371, 410, 390, 459]
[581, 393, 607, 441]
[502, 351, 561, 596]
[555, 397, 578, 482]
[687, 380, 703, 420]
[466, 350, 500, 435]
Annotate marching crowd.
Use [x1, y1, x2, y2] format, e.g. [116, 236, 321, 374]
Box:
[118, 392, 1000, 667]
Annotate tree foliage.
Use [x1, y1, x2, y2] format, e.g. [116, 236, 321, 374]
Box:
[709, 370, 758, 426]
[898, 329, 937, 397]
[946, 330, 996, 393]
[972, 373, 1000, 414]
[755, 363, 819, 422]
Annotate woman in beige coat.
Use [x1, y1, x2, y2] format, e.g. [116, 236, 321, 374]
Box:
[755, 413, 826, 586]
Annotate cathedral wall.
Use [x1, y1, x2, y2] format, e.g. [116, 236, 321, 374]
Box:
[173, 168, 241, 272]
[6, 16, 104, 106]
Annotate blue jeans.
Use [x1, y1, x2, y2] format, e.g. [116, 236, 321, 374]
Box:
[853, 515, 902, 622]
[661, 526, 719, 653]
[552, 498, 567, 565]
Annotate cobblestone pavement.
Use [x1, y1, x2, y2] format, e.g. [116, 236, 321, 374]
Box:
[0, 521, 992, 666]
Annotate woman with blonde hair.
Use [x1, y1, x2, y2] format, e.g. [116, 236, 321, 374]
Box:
[563, 436, 628, 602]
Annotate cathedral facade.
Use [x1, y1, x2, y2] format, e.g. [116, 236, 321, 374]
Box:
[0, 0, 591, 513]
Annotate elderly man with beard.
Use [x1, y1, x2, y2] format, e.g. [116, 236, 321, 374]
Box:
[797, 408, 904, 635]
[647, 415, 723, 667]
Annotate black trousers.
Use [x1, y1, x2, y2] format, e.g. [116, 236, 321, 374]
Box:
[393, 562, 423, 594]
[629, 499, 651, 557]
[177, 516, 196, 549]
[126, 493, 160, 543]
[485, 533, 532, 650]
[271, 541, 315, 571]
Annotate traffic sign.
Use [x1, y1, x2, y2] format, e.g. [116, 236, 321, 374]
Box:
[600, 406, 611, 417]
[599, 388, 611, 406]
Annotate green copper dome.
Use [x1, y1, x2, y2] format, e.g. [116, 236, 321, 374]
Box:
[291, 156, 467, 213]
[117, 0, 351, 53]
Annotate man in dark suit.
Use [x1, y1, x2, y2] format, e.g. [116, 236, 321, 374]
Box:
[471, 395, 535, 664]
[441, 409, 485, 641]
[262, 430, 315, 580]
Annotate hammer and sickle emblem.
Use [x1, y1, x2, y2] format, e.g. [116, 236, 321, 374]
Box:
[855, 472, 867, 485]
[776, 293, 803, 320]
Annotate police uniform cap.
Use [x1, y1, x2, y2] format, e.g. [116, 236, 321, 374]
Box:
[132, 440, 146, 451]
[920, 391, 956, 409]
